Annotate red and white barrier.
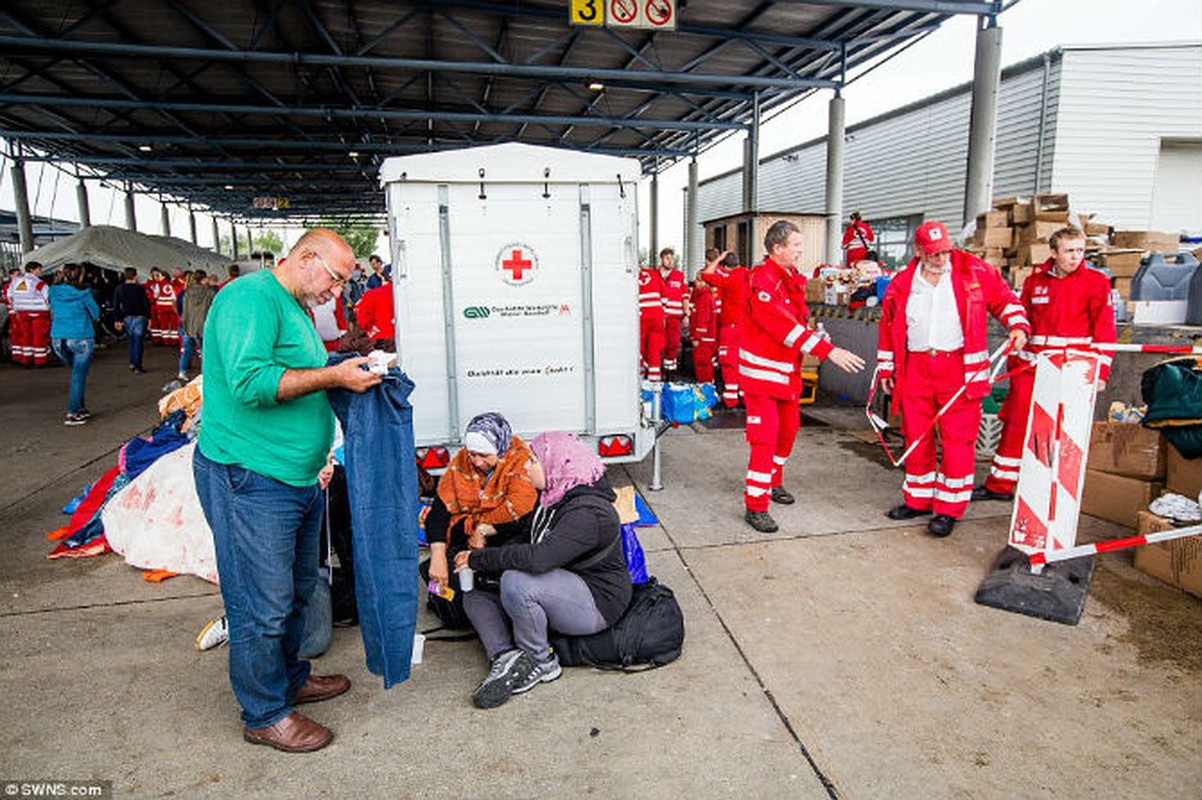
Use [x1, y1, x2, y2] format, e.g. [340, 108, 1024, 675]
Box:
[1029, 522, 1202, 572]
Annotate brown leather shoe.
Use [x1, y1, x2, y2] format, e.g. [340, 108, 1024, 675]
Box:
[292, 674, 351, 706]
[243, 712, 333, 753]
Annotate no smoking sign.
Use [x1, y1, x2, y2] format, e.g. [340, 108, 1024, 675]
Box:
[603, 0, 675, 30]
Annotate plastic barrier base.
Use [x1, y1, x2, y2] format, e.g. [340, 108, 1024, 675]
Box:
[974, 546, 1095, 626]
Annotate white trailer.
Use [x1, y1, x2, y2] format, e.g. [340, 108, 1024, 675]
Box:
[379, 143, 655, 465]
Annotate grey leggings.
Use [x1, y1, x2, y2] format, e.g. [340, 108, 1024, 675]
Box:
[462, 568, 608, 662]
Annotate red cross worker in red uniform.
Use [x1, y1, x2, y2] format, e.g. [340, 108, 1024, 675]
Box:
[975, 226, 1116, 501]
[702, 249, 748, 407]
[842, 211, 875, 266]
[4, 261, 51, 366]
[740, 221, 865, 533]
[688, 275, 718, 383]
[876, 220, 1030, 538]
[658, 247, 688, 375]
[638, 262, 667, 384]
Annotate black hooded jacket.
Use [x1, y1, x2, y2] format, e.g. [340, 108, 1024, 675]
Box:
[468, 475, 633, 625]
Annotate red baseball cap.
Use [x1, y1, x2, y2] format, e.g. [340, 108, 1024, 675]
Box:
[914, 221, 952, 255]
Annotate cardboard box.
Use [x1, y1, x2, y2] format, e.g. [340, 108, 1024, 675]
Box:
[1113, 277, 1132, 299]
[1097, 249, 1145, 277]
[1165, 444, 1201, 500]
[976, 210, 1009, 229]
[1010, 203, 1034, 225]
[1016, 243, 1051, 265]
[1112, 231, 1180, 253]
[1009, 266, 1033, 292]
[1087, 422, 1166, 479]
[1085, 220, 1112, 237]
[805, 278, 826, 305]
[1133, 510, 1202, 598]
[1032, 193, 1069, 212]
[1034, 210, 1072, 223]
[991, 196, 1025, 209]
[980, 227, 1012, 248]
[1016, 221, 1063, 246]
[1081, 469, 1162, 529]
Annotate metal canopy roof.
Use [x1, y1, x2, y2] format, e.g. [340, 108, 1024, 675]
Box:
[0, 1, 999, 222]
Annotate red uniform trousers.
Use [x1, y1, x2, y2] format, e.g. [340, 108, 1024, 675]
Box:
[717, 323, 741, 407]
[640, 317, 666, 383]
[152, 306, 180, 345]
[663, 316, 683, 371]
[983, 363, 1034, 494]
[693, 338, 717, 383]
[899, 350, 980, 519]
[12, 311, 52, 365]
[743, 392, 800, 512]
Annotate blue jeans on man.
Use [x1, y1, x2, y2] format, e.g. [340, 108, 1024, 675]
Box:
[51, 337, 95, 414]
[192, 448, 322, 729]
[179, 334, 200, 377]
[123, 315, 147, 370]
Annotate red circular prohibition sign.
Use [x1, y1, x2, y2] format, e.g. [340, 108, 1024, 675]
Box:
[610, 0, 637, 24]
[645, 0, 672, 26]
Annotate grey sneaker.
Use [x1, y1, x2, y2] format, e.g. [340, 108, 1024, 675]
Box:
[472, 649, 537, 709]
[744, 509, 779, 533]
[512, 653, 562, 695]
[64, 412, 87, 426]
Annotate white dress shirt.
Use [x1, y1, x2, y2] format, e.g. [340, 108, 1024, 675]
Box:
[905, 269, 964, 352]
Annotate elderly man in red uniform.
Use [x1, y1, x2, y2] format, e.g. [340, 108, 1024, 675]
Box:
[638, 260, 667, 384]
[877, 220, 1030, 537]
[740, 221, 865, 533]
[658, 247, 688, 376]
[974, 226, 1116, 501]
[701, 250, 748, 407]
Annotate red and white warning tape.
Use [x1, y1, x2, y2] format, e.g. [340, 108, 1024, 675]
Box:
[1093, 343, 1202, 355]
[1029, 523, 1202, 574]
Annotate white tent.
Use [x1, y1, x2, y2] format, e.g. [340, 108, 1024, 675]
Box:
[23, 225, 232, 279]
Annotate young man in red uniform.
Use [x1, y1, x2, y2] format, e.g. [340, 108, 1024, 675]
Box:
[689, 276, 718, 383]
[975, 226, 1116, 501]
[842, 211, 875, 266]
[638, 261, 667, 384]
[876, 220, 1030, 537]
[702, 249, 748, 407]
[658, 247, 687, 375]
[5, 262, 51, 366]
[740, 221, 865, 533]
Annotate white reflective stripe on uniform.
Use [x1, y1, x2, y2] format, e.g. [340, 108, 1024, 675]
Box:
[905, 471, 937, 484]
[938, 474, 974, 489]
[747, 470, 773, 483]
[1030, 335, 1092, 346]
[783, 325, 806, 348]
[963, 350, 988, 364]
[746, 486, 771, 497]
[1002, 303, 1025, 318]
[739, 366, 790, 385]
[799, 335, 822, 354]
[877, 349, 894, 360]
[878, 361, 895, 371]
[772, 455, 788, 466]
[904, 487, 935, 498]
[935, 488, 973, 503]
[990, 465, 1020, 480]
[992, 455, 1022, 467]
[739, 349, 793, 373]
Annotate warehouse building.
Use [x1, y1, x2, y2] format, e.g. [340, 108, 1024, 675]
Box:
[691, 42, 1202, 271]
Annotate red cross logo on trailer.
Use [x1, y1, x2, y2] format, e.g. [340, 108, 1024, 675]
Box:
[496, 242, 539, 286]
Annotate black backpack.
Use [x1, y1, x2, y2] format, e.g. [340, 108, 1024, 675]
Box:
[549, 577, 684, 671]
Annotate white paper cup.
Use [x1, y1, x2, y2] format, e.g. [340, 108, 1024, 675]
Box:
[459, 567, 474, 592]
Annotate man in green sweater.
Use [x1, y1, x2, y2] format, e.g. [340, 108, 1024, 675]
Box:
[194, 228, 381, 753]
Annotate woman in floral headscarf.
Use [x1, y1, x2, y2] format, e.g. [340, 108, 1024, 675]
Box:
[454, 431, 632, 710]
[425, 412, 538, 593]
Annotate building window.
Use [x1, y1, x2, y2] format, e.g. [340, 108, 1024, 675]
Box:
[871, 214, 925, 271]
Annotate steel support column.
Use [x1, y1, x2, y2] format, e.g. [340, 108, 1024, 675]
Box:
[824, 92, 846, 266]
[686, 158, 698, 274]
[76, 180, 91, 229]
[649, 169, 659, 262]
[211, 217, 219, 252]
[189, 208, 198, 244]
[10, 159, 34, 253]
[963, 17, 1002, 227]
[161, 203, 171, 237]
[124, 187, 137, 231]
[246, 227, 253, 257]
[743, 92, 760, 214]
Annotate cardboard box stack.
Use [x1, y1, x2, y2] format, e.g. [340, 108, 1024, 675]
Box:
[966, 194, 1181, 303]
[1081, 421, 1165, 529]
[1132, 444, 1202, 598]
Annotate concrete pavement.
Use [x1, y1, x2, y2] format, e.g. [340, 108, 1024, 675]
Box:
[1, 344, 1199, 799]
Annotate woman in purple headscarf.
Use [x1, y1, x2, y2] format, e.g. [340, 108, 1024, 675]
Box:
[454, 431, 632, 709]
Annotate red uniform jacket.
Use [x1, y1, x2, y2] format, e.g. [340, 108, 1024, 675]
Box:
[356, 283, 395, 341]
[842, 221, 875, 264]
[638, 268, 666, 326]
[739, 258, 833, 400]
[1017, 259, 1117, 382]
[702, 265, 748, 327]
[877, 250, 1030, 414]
[660, 268, 687, 318]
[689, 285, 717, 343]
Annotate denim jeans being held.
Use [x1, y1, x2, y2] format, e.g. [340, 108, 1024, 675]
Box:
[51, 337, 95, 414]
[326, 354, 420, 688]
[193, 448, 323, 729]
[123, 315, 147, 369]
